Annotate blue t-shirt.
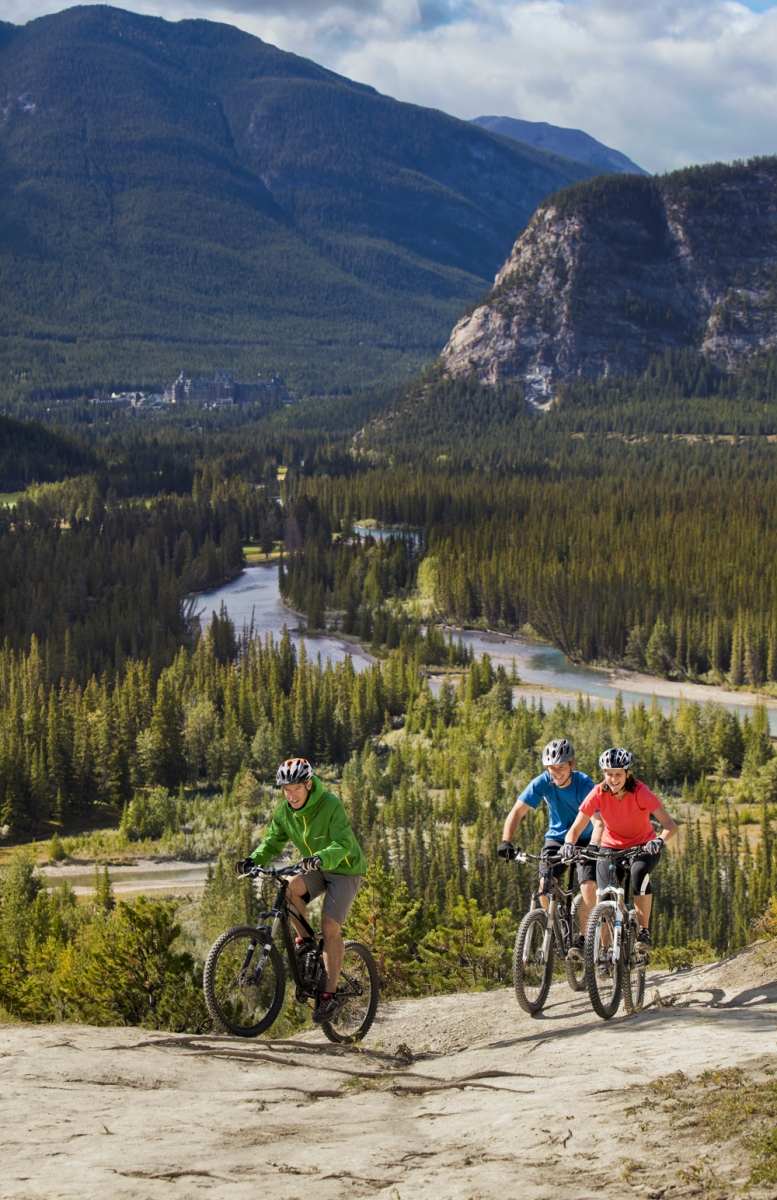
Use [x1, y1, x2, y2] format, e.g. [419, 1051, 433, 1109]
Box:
[518, 770, 595, 842]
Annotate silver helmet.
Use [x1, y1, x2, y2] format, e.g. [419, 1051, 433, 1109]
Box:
[542, 738, 574, 767]
[598, 747, 633, 770]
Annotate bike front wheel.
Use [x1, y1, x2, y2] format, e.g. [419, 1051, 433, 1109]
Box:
[321, 940, 380, 1045]
[584, 903, 622, 1020]
[203, 925, 286, 1037]
[564, 893, 587, 993]
[513, 908, 554, 1015]
[622, 921, 646, 1015]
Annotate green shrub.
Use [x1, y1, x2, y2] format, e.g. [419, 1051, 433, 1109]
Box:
[120, 787, 178, 841]
[651, 940, 716, 971]
[48, 833, 67, 862]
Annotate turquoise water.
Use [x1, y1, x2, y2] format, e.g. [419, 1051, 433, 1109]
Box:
[200, 562, 777, 731]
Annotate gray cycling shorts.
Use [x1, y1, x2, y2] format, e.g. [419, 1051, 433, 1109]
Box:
[297, 869, 363, 926]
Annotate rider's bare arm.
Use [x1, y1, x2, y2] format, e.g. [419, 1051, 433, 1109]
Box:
[653, 804, 678, 843]
[502, 800, 531, 843]
[590, 812, 605, 846]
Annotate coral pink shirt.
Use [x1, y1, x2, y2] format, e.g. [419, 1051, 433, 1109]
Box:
[580, 780, 661, 849]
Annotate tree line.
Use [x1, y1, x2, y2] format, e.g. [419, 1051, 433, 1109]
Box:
[2, 629, 776, 1028]
[287, 434, 777, 683]
[0, 467, 286, 686]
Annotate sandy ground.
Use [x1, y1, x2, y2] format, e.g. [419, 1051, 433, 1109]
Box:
[605, 667, 777, 712]
[2, 942, 777, 1200]
[41, 859, 214, 896]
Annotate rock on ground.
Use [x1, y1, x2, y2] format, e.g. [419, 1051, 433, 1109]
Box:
[2, 942, 777, 1199]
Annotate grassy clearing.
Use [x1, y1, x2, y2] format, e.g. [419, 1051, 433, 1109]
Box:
[0, 492, 23, 507]
[243, 542, 282, 563]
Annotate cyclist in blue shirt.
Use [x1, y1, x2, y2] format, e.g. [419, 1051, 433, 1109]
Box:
[497, 739, 602, 955]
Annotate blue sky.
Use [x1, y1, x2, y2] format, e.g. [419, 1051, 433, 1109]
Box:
[2, 0, 777, 172]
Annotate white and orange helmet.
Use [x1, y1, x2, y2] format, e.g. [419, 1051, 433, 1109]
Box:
[276, 757, 313, 787]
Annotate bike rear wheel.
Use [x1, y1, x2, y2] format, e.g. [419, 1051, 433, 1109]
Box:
[564, 893, 587, 993]
[513, 908, 554, 1015]
[622, 920, 646, 1015]
[584, 903, 622, 1020]
[321, 940, 380, 1045]
[203, 925, 285, 1037]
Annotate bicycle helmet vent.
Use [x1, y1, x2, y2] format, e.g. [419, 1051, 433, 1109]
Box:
[542, 738, 574, 767]
[598, 747, 633, 770]
[276, 757, 313, 787]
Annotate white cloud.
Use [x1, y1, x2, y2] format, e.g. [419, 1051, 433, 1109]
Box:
[3, 0, 777, 171]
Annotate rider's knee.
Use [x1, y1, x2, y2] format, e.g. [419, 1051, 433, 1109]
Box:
[321, 915, 341, 939]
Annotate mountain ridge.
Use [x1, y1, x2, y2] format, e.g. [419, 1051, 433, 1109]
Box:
[0, 5, 601, 398]
[472, 115, 648, 176]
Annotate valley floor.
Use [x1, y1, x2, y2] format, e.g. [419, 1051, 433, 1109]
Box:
[3, 943, 777, 1198]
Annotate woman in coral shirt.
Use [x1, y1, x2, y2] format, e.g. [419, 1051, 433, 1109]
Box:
[562, 747, 677, 951]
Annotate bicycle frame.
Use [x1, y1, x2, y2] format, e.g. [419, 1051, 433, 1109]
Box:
[593, 851, 639, 964]
[517, 852, 574, 963]
[244, 867, 321, 995]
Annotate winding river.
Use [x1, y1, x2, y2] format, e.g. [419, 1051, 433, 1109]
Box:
[198, 562, 777, 732]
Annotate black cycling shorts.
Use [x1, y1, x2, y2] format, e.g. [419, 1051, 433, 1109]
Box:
[595, 849, 659, 897]
[541, 839, 597, 887]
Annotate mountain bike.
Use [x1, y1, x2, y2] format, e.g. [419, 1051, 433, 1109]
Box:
[509, 849, 588, 1015]
[584, 847, 648, 1020]
[203, 862, 379, 1044]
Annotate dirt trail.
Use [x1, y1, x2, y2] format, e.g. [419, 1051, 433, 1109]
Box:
[2, 942, 777, 1200]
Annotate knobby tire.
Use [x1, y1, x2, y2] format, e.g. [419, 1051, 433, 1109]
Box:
[321, 940, 379, 1044]
[564, 892, 587, 993]
[513, 908, 554, 1015]
[584, 903, 622, 1020]
[203, 925, 285, 1037]
[622, 921, 646, 1015]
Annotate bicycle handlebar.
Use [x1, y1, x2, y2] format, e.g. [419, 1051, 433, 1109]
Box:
[237, 861, 308, 880]
[509, 844, 647, 864]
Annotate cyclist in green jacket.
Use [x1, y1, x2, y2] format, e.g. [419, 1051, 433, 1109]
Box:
[236, 757, 366, 1022]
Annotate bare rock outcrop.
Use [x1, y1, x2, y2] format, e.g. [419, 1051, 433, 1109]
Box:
[443, 159, 777, 400]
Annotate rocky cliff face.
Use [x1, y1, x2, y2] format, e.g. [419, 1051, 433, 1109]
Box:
[442, 161, 777, 400]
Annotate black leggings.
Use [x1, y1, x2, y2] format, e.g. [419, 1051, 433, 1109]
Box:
[596, 850, 659, 897]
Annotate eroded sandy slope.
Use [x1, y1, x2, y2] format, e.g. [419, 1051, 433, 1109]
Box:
[2, 942, 777, 1200]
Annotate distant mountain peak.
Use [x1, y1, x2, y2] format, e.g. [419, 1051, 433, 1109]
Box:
[442, 160, 777, 400]
[471, 116, 648, 177]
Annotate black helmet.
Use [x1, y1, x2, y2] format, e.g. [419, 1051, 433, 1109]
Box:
[276, 757, 313, 787]
[542, 738, 574, 767]
[598, 747, 633, 770]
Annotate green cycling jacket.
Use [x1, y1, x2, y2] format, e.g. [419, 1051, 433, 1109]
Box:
[249, 775, 367, 876]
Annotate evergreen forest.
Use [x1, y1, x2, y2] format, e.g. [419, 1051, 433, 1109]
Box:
[3, 341, 777, 1032]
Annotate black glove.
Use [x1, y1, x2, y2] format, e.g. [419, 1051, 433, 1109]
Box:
[300, 855, 323, 872]
[235, 858, 255, 876]
[643, 837, 664, 857]
[560, 842, 576, 863]
[497, 840, 514, 860]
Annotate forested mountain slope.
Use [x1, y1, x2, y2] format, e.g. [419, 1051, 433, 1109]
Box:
[0, 415, 95, 489]
[443, 160, 777, 400]
[0, 5, 598, 398]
